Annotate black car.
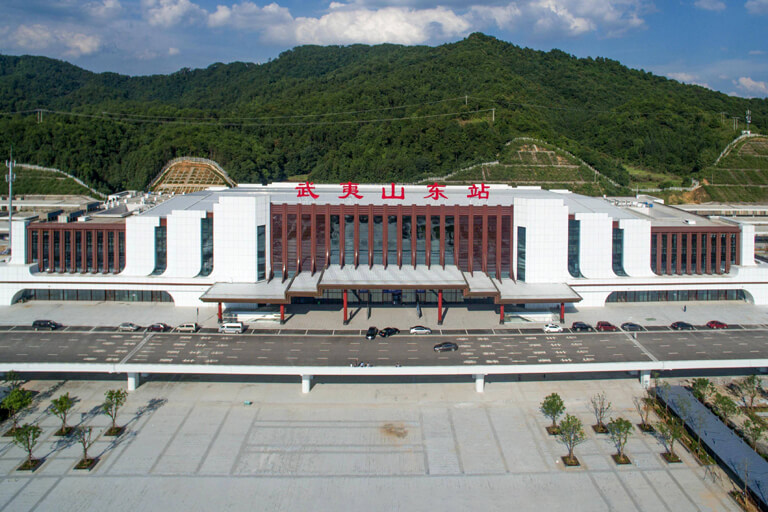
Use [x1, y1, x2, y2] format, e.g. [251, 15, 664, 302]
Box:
[379, 327, 400, 338]
[32, 319, 62, 331]
[671, 321, 694, 330]
[621, 322, 643, 332]
[433, 342, 458, 352]
[365, 327, 379, 340]
[571, 321, 593, 332]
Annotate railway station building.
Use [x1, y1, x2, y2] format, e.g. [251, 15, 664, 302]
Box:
[1, 182, 765, 324]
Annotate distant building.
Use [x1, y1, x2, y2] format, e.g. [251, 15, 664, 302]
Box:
[0, 183, 763, 323]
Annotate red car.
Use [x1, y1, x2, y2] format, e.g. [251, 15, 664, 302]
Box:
[706, 320, 728, 329]
[147, 322, 171, 332]
[596, 321, 618, 332]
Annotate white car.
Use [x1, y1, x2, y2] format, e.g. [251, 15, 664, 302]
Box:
[118, 322, 142, 332]
[410, 325, 432, 335]
[543, 323, 563, 333]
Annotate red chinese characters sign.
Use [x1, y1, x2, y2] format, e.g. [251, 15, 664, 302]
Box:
[293, 182, 490, 202]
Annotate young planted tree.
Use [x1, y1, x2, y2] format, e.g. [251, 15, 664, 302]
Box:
[13, 423, 43, 470]
[74, 426, 97, 470]
[691, 378, 715, 403]
[633, 395, 654, 432]
[742, 418, 766, 451]
[737, 375, 763, 410]
[656, 418, 684, 462]
[50, 393, 75, 436]
[590, 392, 612, 433]
[607, 417, 633, 464]
[102, 389, 128, 436]
[558, 414, 586, 466]
[3, 370, 22, 390]
[713, 392, 739, 426]
[540, 393, 566, 435]
[2, 388, 33, 434]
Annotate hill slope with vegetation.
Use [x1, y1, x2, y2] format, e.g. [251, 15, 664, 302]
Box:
[0, 33, 766, 197]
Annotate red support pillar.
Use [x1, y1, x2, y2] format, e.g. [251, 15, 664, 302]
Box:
[280, 304, 285, 324]
[560, 303, 565, 323]
[343, 289, 348, 325]
[499, 304, 504, 325]
[217, 302, 222, 322]
[437, 290, 443, 325]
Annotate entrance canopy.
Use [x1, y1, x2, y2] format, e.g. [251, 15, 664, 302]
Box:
[200, 265, 581, 305]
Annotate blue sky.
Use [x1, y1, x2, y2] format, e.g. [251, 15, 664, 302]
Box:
[2, 0, 768, 98]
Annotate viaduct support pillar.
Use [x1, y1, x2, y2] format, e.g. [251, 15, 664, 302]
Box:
[343, 290, 348, 325]
[280, 304, 285, 324]
[127, 373, 140, 392]
[301, 374, 312, 394]
[474, 374, 485, 393]
[437, 290, 443, 325]
[500, 304, 505, 325]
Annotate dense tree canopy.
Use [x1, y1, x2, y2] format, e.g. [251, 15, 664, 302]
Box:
[0, 33, 765, 194]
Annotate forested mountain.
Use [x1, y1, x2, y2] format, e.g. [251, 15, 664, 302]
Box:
[0, 33, 765, 194]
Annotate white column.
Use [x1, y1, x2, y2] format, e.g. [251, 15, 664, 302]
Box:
[301, 374, 312, 394]
[127, 373, 140, 391]
[639, 370, 651, 389]
[474, 374, 485, 393]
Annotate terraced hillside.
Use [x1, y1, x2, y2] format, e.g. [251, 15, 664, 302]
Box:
[7, 165, 100, 196]
[702, 135, 768, 202]
[439, 138, 615, 195]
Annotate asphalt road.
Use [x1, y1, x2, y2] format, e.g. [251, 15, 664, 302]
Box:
[1, 325, 768, 367]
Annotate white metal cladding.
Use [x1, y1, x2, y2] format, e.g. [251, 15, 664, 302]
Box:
[575, 212, 614, 278]
[165, 209, 206, 278]
[122, 215, 159, 276]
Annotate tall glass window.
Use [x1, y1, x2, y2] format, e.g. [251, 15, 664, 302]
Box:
[671, 234, 678, 274]
[257, 225, 266, 280]
[300, 214, 312, 271]
[416, 215, 426, 265]
[612, 227, 627, 276]
[152, 225, 167, 275]
[487, 216, 497, 277]
[401, 215, 412, 265]
[53, 231, 60, 271]
[710, 234, 717, 272]
[31, 231, 38, 264]
[271, 213, 283, 278]
[430, 216, 440, 266]
[691, 234, 698, 273]
[568, 219, 582, 278]
[96, 232, 103, 272]
[458, 216, 469, 270]
[373, 215, 383, 265]
[42, 231, 50, 270]
[445, 215, 455, 266]
[199, 217, 213, 276]
[107, 232, 115, 273]
[387, 215, 397, 265]
[517, 226, 526, 282]
[85, 231, 92, 272]
[660, 234, 668, 275]
[75, 231, 82, 271]
[701, 234, 707, 272]
[118, 232, 125, 272]
[731, 233, 737, 265]
[651, 233, 657, 274]
[285, 214, 297, 277]
[330, 215, 340, 265]
[358, 215, 369, 266]
[315, 214, 326, 269]
[64, 231, 72, 271]
[344, 214, 355, 266]
[680, 234, 688, 273]
[720, 233, 727, 272]
[500, 215, 510, 277]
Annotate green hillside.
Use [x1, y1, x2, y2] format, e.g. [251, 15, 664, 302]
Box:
[0, 33, 766, 196]
[700, 136, 768, 202]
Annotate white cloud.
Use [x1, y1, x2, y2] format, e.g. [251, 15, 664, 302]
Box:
[735, 76, 768, 96]
[86, 0, 123, 19]
[208, 2, 292, 29]
[168, 46, 180, 55]
[468, 4, 523, 29]
[749, 50, 765, 55]
[263, 5, 471, 45]
[141, 0, 206, 27]
[8, 24, 100, 57]
[746, 0, 768, 15]
[694, 0, 725, 11]
[666, 71, 710, 89]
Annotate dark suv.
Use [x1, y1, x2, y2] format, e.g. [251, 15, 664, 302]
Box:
[32, 320, 61, 331]
[365, 327, 379, 340]
[571, 321, 593, 332]
[379, 327, 400, 338]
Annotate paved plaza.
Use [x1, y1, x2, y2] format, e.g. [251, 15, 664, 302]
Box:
[0, 378, 741, 511]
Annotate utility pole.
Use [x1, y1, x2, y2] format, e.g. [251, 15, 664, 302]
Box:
[36, 109, 43, 124]
[732, 117, 739, 131]
[465, 95, 468, 106]
[492, 108, 495, 122]
[746, 109, 752, 132]
[5, 150, 16, 259]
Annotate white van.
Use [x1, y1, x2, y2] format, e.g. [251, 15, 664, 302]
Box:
[176, 323, 199, 333]
[218, 322, 246, 334]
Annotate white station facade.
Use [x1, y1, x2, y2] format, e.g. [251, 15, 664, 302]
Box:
[0, 183, 764, 323]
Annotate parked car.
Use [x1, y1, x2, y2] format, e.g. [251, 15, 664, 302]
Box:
[620, 322, 643, 332]
[670, 321, 694, 330]
[706, 320, 728, 329]
[543, 323, 563, 333]
[32, 319, 61, 331]
[410, 326, 432, 335]
[379, 327, 400, 338]
[366, 327, 379, 340]
[571, 321, 593, 332]
[118, 322, 142, 332]
[433, 342, 458, 352]
[218, 322, 246, 334]
[596, 321, 618, 332]
[176, 323, 199, 333]
[147, 323, 171, 332]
